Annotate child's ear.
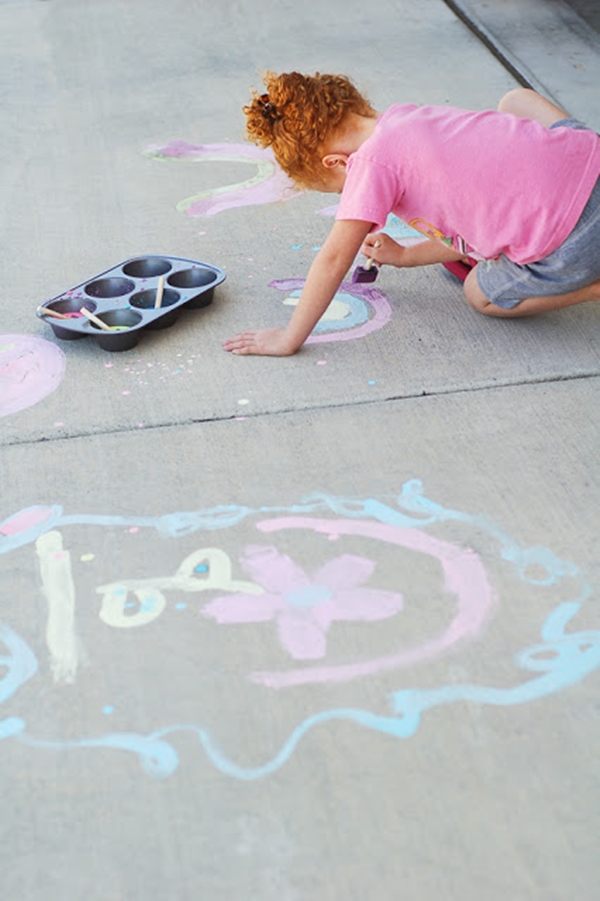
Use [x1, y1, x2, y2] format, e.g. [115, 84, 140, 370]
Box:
[321, 152, 349, 170]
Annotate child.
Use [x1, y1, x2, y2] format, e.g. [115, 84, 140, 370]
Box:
[223, 71, 600, 356]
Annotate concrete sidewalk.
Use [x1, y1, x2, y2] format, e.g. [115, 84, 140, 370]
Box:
[447, 0, 600, 126]
[1, 2, 599, 899]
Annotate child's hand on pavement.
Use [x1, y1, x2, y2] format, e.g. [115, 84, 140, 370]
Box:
[360, 233, 404, 267]
[222, 327, 299, 356]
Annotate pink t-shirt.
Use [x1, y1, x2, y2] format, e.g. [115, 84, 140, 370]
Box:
[336, 104, 600, 264]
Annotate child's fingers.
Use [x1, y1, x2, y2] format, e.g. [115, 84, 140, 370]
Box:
[360, 236, 383, 262]
[222, 331, 257, 353]
[223, 327, 296, 356]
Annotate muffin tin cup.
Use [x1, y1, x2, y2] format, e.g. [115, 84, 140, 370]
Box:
[36, 255, 226, 352]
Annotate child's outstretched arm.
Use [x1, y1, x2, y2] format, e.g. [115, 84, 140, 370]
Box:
[361, 232, 468, 267]
[223, 219, 373, 356]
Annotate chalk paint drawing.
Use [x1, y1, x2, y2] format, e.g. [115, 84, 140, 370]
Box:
[270, 279, 392, 343]
[0, 334, 66, 418]
[203, 545, 405, 661]
[0, 482, 597, 780]
[143, 141, 302, 216]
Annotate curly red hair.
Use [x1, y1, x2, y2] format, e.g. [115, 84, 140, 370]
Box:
[243, 71, 376, 188]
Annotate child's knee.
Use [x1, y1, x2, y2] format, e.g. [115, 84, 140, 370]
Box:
[497, 87, 532, 116]
[463, 269, 493, 313]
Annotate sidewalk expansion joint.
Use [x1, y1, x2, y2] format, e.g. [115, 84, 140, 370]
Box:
[3, 370, 599, 449]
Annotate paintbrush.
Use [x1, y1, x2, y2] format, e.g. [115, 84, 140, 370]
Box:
[154, 275, 165, 308]
[351, 239, 381, 283]
[80, 307, 114, 331]
[37, 306, 70, 320]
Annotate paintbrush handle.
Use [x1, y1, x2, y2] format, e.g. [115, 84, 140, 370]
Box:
[80, 307, 113, 331]
[365, 238, 382, 270]
[37, 306, 70, 320]
[154, 275, 165, 308]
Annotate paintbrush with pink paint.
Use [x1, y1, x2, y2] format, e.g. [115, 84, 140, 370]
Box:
[37, 306, 71, 320]
[37, 305, 85, 320]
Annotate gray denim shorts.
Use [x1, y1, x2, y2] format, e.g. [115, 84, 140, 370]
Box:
[477, 118, 600, 309]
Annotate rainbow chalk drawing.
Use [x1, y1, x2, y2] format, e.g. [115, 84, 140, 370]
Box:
[270, 279, 392, 343]
[0, 482, 598, 780]
[143, 141, 302, 216]
[0, 335, 66, 418]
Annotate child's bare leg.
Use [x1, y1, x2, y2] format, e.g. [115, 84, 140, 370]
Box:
[497, 88, 569, 127]
[463, 268, 600, 317]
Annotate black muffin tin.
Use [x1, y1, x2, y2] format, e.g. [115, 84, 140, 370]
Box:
[36, 255, 226, 351]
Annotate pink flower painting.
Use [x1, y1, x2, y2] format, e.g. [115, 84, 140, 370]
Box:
[202, 545, 404, 660]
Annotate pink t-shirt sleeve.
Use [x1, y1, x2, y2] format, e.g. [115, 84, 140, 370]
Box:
[336, 158, 404, 231]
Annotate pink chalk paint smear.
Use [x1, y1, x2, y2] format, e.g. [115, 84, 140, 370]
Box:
[203, 546, 403, 661]
[144, 141, 302, 217]
[0, 506, 54, 537]
[245, 517, 496, 689]
[0, 334, 66, 418]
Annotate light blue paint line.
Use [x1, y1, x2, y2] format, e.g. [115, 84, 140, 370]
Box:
[391, 647, 600, 716]
[0, 486, 468, 555]
[20, 731, 180, 779]
[19, 708, 414, 781]
[0, 486, 587, 588]
[395, 479, 578, 587]
[363, 498, 439, 530]
[541, 599, 588, 642]
[392, 600, 600, 715]
[184, 708, 415, 780]
[0, 494, 422, 552]
[0, 622, 38, 704]
[0, 717, 26, 740]
[285, 289, 369, 333]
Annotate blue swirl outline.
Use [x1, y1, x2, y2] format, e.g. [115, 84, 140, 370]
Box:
[1, 480, 597, 779]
